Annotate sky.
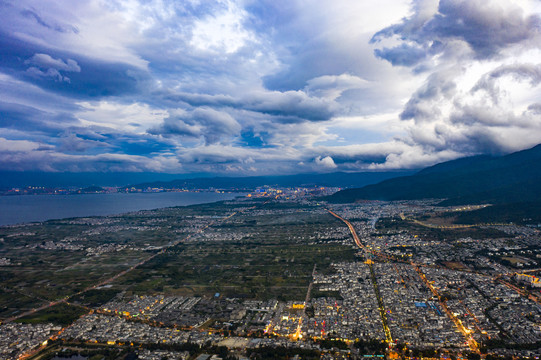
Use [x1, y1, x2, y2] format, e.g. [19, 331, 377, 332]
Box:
[1, 0, 541, 175]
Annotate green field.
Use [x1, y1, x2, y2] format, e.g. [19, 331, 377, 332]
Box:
[16, 303, 88, 326]
[115, 204, 355, 300]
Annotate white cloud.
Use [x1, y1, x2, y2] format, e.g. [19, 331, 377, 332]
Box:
[305, 74, 370, 100]
[26, 53, 80, 72]
[75, 101, 169, 132]
[0, 138, 41, 152]
[190, 0, 255, 54]
[314, 156, 337, 169]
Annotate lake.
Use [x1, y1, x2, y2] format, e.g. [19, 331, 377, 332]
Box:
[0, 192, 245, 226]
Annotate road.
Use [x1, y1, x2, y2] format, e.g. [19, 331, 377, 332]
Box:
[326, 209, 365, 250]
[326, 209, 393, 343]
[414, 265, 479, 353]
[304, 264, 316, 305]
[399, 212, 510, 229]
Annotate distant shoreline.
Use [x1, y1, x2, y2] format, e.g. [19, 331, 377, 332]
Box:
[0, 191, 246, 226]
[0, 187, 247, 196]
[0, 189, 244, 196]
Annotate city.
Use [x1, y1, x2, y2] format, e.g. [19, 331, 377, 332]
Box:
[1, 191, 541, 359]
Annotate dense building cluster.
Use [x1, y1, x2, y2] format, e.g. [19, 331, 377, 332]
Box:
[2, 196, 541, 359]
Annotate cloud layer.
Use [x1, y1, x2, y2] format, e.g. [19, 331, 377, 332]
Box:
[1, 0, 541, 174]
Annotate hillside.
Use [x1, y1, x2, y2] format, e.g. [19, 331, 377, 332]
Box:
[327, 144, 541, 205]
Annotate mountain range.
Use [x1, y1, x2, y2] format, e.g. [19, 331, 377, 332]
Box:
[327, 143, 541, 206]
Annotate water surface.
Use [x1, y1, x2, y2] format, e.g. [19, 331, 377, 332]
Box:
[0, 192, 244, 226]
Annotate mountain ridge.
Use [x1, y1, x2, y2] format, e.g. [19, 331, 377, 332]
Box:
[327, 144, 541, 205]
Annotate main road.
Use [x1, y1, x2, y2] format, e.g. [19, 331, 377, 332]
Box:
[326, 208, 393, 344]
[326, 209, 365, 250]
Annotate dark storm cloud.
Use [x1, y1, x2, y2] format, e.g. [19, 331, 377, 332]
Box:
[243, 91, 337, 121]
[0, 100, 78, 135]
[149, 108, 241, 145]
[472, 64, 541, 102]
[326, 152, 388, 166]
[430, 0, 541, 57]
[61, 126, 176, 156]
[158, 89, 338, 122]
[400, 69, 458, 121]
[0, 32, 146, 99]
[487, 64, 541, 85]
[372, 0, 541, 62]
[527, 103, 541, 114]
[0, 71, 82, 117]
[20, 8, 79, 34]
[58, 133, 109, 153]
[0, 149, 180, 173]
[374, 44, 428, 67]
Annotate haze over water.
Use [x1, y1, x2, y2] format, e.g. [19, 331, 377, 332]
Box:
[0, 192, 244, 226]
